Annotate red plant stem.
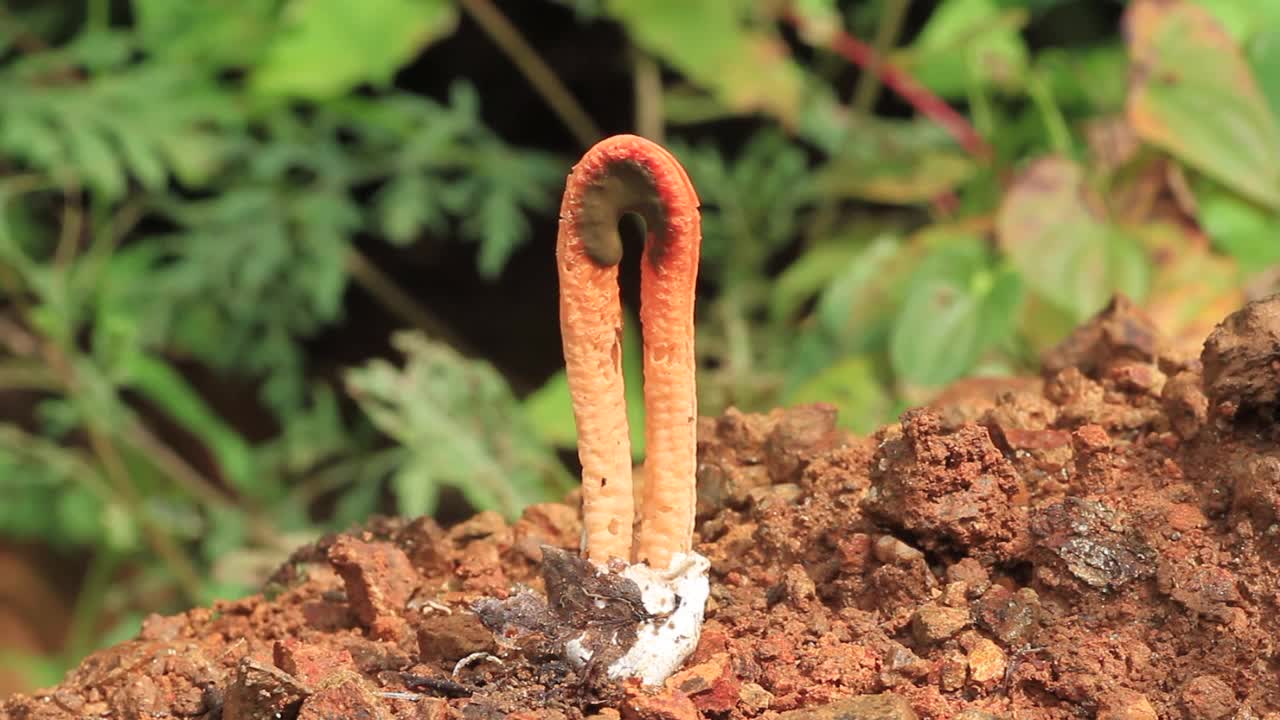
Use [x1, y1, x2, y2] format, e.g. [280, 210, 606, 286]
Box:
[783, 10, 993, 162]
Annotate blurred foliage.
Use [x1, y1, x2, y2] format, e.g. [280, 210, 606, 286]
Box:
[1, 0, 1278, 689]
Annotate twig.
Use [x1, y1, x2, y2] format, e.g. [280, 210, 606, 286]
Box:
[633, 47, 664, 143]
[851, 0, 913, 114]
[0, 315, 204, 603]
[54, 182, 83, 268]
[86, 423, 204, 602]
[458, 0, 603, 148]
[783, 8, 993, 161]
[345, 248, 477, 355]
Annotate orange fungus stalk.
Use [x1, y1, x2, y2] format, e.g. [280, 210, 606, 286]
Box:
[555, 134, 701, 569]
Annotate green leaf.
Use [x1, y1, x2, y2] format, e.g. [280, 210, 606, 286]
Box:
[391, 455, 441, 518]
[889, 237, 1024, 387]
[1033, 45, 1128, 112]
[1126, 0, 1280, 210]
[814, 235, 909, 352]
[347, 332, 572, 520]
[770, 240, 866, 323]
[997, 156, 1150, 320]
[1195, 179, 1280, 271]
[816, 117, 977, 205]
[1249, 30, 1280, 121]
[253, 0, 458, 99]
[606, 0, 807, 124]
[785, 355, 893, 434]
[901, 0, 1029, 98]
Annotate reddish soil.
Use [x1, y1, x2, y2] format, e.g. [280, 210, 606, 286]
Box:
[6, 294, 1280, 720]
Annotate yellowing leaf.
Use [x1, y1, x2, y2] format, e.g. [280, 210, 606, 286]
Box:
[1126, 0, 1280, 209]
[607, 0, 806, 125]
[1135, 222, 1245, 357]
[253, 0, 457, 99]
[997, 156, 1150, 320]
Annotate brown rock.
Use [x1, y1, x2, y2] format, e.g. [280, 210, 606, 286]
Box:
[973, 586, 1041, 645]
[297, 675, 384, 720]
[965, 638, 1006, 688]
[873, 536, 924, 565]
[1042, 295, 1160, 379]
[1162, 370, 1208, 439]
[777, 692, 917, 720]
[511, 503, 580, 562]
[274, 639, 356, 688]
[109, 675, 159, 720]
[1156, 561, 1242, 623]
[1181, 675, 1237, 720]
[910, 606, 970, 645]
[327, 537, 418, 638]
[1202, 294, 1280, 412]
[764, 403, 844, 483]
[622, 686, 699, 720]
[417, 611, 497, 662]
[1228, 451, 1280, 530]
[940, 655, 967, 692]
[222, 657, 308, 720]
[397, 516, 449, 575]
[1097, 690, 1158, 720]
[1030, 498, 1155, 592]
[665, 652, 740, 714]
[946, 558, 991, 598]
[738, 682, 774, 714]
[864, 409, 1029, 562]
[954, 711, 1004, 720]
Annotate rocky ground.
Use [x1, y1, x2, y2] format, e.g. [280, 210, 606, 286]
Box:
[5, 294, 1280, 720]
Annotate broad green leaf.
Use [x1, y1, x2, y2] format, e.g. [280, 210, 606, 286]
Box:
[1187, 0, 1280, 42]
[769, 240, 865, 323]
[997, 156, 1150, 320]
[1194, 179, 1280, 271]
[785, 355, 893, 434]
[889, 237, 1024, 387]
[606, 0, 807, 124]
[815, 235, 910, 352]
[900, 0, 1029, 98]
[523, 311, 646, 460]
[1249, 31, 1280, 122]
[253, 0, 458, 99]
[1126, 0, 1280, 209]
[133, 0, 277, 67]
[1034, 45, 1128, 112]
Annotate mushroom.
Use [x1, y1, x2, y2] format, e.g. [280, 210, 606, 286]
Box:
[555, 134, 709, 685]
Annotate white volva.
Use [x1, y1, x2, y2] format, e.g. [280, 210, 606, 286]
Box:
[563, 552, 711, 687]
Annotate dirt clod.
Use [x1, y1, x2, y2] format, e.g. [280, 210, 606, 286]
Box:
[1030, 498, 1154, 592]
[909, 606, 970, 645]
[10, 299, 1280, 720]
[1201, 294, 1280, 413]
[776, 692, 917, 720]
[297, 675, 384, 720]
[328, 536, 419, 640]
[622, 686, 699, 720]
[275, 639, 358, 688]
[223, 657, 308, 720]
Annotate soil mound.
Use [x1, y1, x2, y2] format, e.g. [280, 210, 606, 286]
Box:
[6, 295, 1280, 720]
